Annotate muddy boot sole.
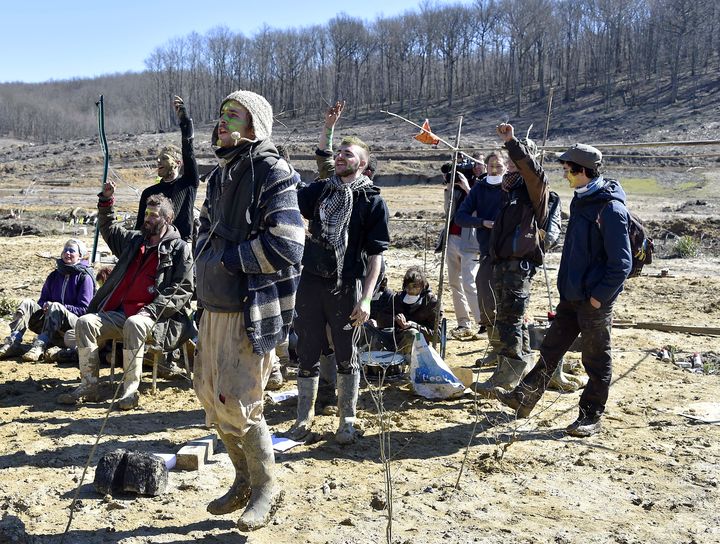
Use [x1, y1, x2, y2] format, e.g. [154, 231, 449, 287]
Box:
[237, 488, 284, 532]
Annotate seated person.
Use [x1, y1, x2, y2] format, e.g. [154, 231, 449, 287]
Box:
[56, 182, 193, 410]
[366, 267, 440, 359]
[0, 239, 95, 362]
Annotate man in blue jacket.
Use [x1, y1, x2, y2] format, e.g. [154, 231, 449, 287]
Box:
[493, 143, 631, 437]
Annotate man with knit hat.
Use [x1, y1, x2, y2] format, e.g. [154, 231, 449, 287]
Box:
[285, 128, 390, 446]
[492, 142, 632, 437]
[193, 90, 304, 531]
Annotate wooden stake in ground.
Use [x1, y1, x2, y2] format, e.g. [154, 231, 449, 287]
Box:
[432, 117, 464, 348]
[91, 95, 110, 264]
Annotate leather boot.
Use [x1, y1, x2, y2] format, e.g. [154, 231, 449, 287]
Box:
[335, 372, 360, 445]
[237, 419, 283, 531]
[491, 366, 551, 418]
[117, 348, 143, 410]
[57, 347, 101, 404]
[284, 376, 318, 441]
[208, 429, 250, 515]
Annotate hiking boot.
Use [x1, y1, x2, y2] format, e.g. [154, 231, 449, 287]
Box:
[548, 361, 581, 393]
[54, 348, 79, 365]
[116, 392, 139, 411]
[451, 326, 475, 340]
[56, 383, 102, 405]
[44, 346, 62, 362]
[566, 414, 602, 437]
[22, 341, 46, 362]
[265, 363, 284, 391]
[157, 360, 184, 379]
[0, 340, 23, 360]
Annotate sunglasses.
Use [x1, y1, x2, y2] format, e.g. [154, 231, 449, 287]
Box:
[62, 247, 78, 254]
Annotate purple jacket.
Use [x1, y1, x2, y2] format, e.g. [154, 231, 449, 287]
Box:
[37, 260, 96, 317]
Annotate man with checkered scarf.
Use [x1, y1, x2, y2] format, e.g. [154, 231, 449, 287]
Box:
[287, 135, 390, 446]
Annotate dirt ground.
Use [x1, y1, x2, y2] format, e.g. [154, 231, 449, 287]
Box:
[1, 145, 719, 543]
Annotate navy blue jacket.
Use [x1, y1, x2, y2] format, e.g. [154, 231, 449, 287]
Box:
[454, 178, 504, 256]
[558, 179, 632, 304]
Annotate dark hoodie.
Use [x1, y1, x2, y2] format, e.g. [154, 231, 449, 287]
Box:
[297, 178, 390, 281]
[558, 178, 632, 304]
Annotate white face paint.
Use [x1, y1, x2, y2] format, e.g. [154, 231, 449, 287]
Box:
[403, 293, 421, 305]
[486, 175, 503, 185]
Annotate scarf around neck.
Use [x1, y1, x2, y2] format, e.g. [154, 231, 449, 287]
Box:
[319, 174, 374, 286]
[501, 171, 523, 192]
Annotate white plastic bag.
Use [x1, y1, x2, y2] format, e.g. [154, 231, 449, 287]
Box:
[409, 333, 465, 399]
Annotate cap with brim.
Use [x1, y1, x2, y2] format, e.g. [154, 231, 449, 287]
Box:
[557, 143, 602, 169]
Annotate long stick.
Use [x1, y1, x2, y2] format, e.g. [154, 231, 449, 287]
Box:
[539, 88, 555, 318]
[91, 95, 110, 263]
[432, 116, 463, 348]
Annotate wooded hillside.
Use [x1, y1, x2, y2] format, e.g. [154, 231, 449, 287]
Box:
[0, 0, 718, 143]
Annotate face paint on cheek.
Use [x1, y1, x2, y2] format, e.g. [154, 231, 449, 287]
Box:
[567, 172, 581, 188]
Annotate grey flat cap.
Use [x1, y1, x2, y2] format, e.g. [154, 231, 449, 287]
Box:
[557, 143, 602, 169]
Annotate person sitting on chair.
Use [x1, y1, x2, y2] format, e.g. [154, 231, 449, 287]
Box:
[56, 184, 193, 410]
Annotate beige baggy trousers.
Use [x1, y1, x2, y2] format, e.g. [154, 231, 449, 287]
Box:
[193, 311, 274, 437]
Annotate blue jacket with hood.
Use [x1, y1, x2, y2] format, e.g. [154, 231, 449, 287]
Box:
[558, 178, 632, 304]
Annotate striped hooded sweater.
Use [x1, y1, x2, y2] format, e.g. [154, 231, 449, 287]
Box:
[195, 139, 305, 354]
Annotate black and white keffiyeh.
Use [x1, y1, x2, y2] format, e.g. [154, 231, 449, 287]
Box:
[319, 174, 374, 285]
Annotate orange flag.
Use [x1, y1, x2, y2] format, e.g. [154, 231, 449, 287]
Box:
[414, 119, 440, 145]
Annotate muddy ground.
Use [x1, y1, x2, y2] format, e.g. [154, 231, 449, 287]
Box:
[1, 135, 719, 544]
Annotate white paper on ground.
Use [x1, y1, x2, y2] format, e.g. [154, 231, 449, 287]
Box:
[267, 388, 298, 403]
[153, 453, 177, 470]
[271, 435, 303, 452]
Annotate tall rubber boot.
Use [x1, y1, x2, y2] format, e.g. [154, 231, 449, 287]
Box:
[335, 373, 360, 445]
[208, 429, 250, 515]
[237, 419, 283, 531]
[284, 376, 318, 441]
[56, 347, 101, 404]
[473, 354, 533, 395]
[316, 352, 338, 414]
[117, 348, 143, 410]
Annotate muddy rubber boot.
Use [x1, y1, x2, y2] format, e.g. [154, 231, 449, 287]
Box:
[56, 347, 101, 404]
[284, 376, 318, 441]
[208, 429, 250, 515]
[548, 361, 580, 392]
[237, 419, 283, 531]
[117, 348, 143, 410]
[264, 357, 284, 391]
[335, 372, 360, 445]
[315, 352, 337, 414]
[473, 355, 533, 395]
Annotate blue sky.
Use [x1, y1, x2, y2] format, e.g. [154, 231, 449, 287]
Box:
[2, 0, 453, 84]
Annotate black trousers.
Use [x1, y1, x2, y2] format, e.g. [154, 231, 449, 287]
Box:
[526, 299, 614, 419]
[295, 273, 360, 377]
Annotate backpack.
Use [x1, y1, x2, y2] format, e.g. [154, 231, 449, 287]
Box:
[597, 202, 653, 279]
[541, 190, 562, 250]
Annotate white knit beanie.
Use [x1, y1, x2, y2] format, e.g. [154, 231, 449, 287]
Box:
[222, 90, 273, 141]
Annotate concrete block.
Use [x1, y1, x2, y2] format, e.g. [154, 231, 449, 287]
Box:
[175, 445, 207, 471]
[189, 434, 217, 458]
